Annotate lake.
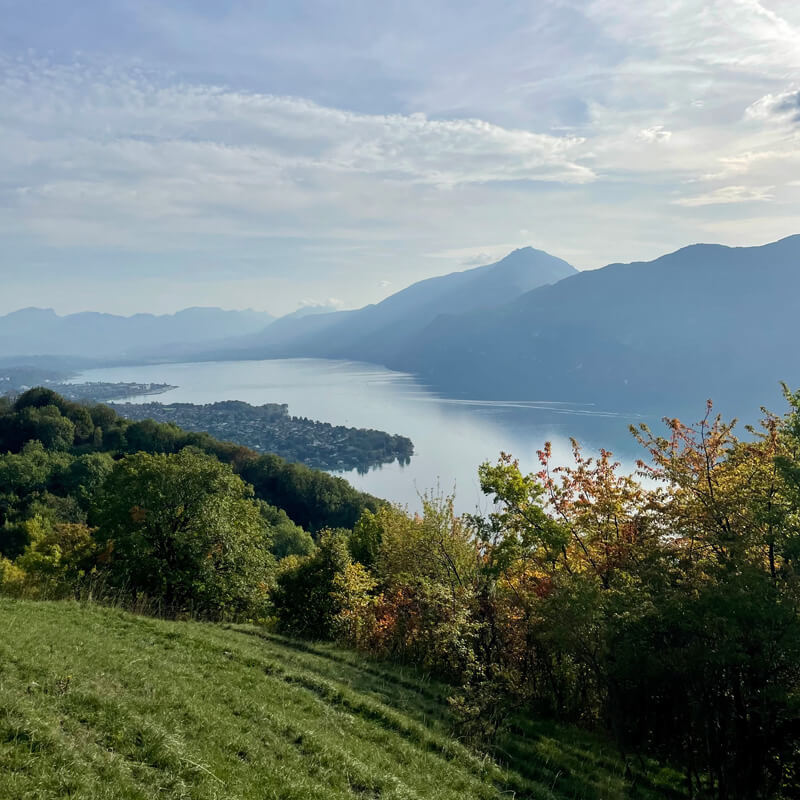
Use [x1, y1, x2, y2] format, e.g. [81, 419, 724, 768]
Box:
[72, 359, 652, 512]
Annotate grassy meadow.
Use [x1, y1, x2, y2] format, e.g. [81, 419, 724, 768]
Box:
[0, 598, 682, 800]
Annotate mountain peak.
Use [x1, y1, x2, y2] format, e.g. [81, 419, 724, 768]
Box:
[6, 307, 58, 319]
[492, 246, 576, 272]
[501, 245, 544, 259]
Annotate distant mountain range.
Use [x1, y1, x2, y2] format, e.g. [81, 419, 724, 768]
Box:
[203, 247, 577, 363]
[0, 307, 275, 359]
[388, 234, 800, 417]
[4, 235, 798, 418]
[200, 235, 799, 418]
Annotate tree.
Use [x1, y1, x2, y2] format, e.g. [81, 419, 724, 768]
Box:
[53, 452, 115, 510]
[0, 405, 76, 452]
[93, 449, 274, 619]
[271, 529, 352, 638]
[261, 502, 315, 560]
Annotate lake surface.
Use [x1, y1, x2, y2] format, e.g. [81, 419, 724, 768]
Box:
[73, 359, 651, 512]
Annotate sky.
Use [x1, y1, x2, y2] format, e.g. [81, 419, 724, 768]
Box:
[1, 0, 799, 317]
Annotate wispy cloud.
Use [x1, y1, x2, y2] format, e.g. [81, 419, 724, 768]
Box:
[0, 57, 594, 254]
[1, 0, 800, 314]
[637, 126, 672, 143]
[673, 184, 775, 207]
[746, 87, 800, 123]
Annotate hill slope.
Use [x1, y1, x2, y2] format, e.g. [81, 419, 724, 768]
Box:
[0, 599, 678, 800]
[391, 235, 800, 417]
[215, 247, 577, 363]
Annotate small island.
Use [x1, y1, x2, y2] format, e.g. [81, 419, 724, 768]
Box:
[109, 400, 414, 473]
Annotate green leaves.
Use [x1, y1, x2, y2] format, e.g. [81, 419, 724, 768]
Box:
[92, 449, 275, 619]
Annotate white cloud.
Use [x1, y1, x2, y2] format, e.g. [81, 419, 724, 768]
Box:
[425, 243, 527, 262]
[2, 0, 800, 315]
[0, 59, 593, 182]
[673, 184, 775, 206]
[0, 58, 596, 252]
[298, 297, 344, 309]
[583, 0, 800, 75]
[637, 126, 672, 143]
[746, 87, 800, 122]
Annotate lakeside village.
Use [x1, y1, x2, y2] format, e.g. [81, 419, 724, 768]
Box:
[2, 371, 413, 473]
[111, 400, 414, 472]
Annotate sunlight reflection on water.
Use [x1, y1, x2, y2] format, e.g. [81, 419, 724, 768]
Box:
[72, 358, 652, 513]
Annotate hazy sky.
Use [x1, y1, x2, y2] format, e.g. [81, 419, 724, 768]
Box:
[2, 0, 799, 316]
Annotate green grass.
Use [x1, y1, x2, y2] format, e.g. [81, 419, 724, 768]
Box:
[0, 598, 683, 799]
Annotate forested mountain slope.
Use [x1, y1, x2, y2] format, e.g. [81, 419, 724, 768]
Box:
[390, 234, 800, 417]
[212, 247, 576, 363]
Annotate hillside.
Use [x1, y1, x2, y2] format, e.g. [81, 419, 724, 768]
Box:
[0, 307, 275, 360]
[209, 247, 577, 363]
[0, 598, 680, 800]
[390, 235, 800, 418]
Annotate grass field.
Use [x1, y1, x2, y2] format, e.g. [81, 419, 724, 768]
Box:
[0, 598, 682, 799]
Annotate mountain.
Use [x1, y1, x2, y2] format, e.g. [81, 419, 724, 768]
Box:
[0, 306, 275, 359]
[389, 235, 800, 418]
[214, 247, 577, 362]
[280, 303, 343, 320]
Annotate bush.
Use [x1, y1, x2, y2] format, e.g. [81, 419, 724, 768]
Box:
[11, 518, 97, 598]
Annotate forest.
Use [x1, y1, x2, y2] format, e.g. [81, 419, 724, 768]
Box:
[2, 386, 800, 798]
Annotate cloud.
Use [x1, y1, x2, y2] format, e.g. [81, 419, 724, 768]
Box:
[637, 125, 672, 143]
[2, 1, 800, 315]
[746, 87, 800, 123]
[0, 58, 593, 174]
[425, 243, 526, 262]
[673, 185, 775, 207]
[298, 297, 344, 309]
[460, 253, 494, 267]
[0, 57, 596, 253]
[583, 0, 800, 76]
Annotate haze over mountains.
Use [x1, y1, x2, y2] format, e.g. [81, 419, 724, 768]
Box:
[209, 247, 577, 363]
[391, 235, 800, 417]
[212, 235, 800, 417]
[3, 235, 798, 418]
[0, 307, 274, 359]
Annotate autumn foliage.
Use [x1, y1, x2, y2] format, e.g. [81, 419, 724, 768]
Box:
[273, 390, 800, 799]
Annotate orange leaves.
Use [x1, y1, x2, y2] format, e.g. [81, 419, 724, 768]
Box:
[129, 505, 147, 523]
[630, 401, 796, 575]
[531, 436, 650, 585]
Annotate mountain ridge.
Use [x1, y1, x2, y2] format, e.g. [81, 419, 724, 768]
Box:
[206, 246, 578, 363]
[0, 306, 276, 359]
[387, 234, 800, 417]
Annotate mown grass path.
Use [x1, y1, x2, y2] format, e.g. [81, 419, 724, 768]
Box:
[0, 599, 680, 799]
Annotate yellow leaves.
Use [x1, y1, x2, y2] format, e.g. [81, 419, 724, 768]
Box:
[0, 556, 27, 596]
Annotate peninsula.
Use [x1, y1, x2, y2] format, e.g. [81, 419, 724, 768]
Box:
[109, 400, 414, 472]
